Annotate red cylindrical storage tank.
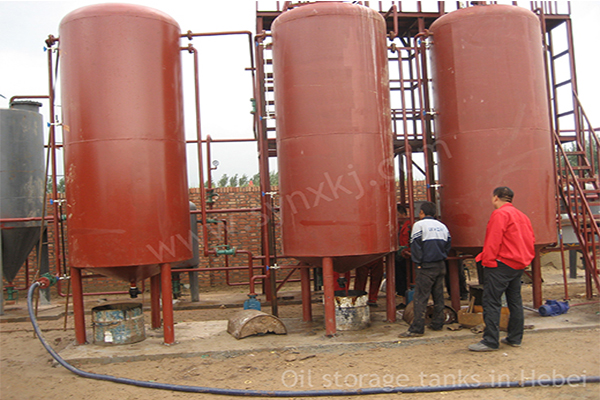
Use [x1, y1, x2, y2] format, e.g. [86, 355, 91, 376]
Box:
[429, 5, 557, 252]
[60, 4, 191, 281]
[272, 2, 397, 272]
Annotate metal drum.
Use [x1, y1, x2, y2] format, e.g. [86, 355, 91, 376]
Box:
[92, 302, 145, 345]
[59, 4, 191, 281]
[429, 5, 557, 252]
[0, 101, 44, 282]
[272, 2, 397, 272]
[333, 290, 370, 331]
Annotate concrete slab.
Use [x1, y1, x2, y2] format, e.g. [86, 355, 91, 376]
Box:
[58, 303, 600, 365]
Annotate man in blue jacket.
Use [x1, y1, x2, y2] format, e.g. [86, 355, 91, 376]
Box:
[399, 201, 451, 337]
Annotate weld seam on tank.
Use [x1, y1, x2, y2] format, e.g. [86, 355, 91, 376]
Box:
[28, 282, 600, 397]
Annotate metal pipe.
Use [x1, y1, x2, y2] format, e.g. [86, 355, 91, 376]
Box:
[185, 138, 256, 144]
[150, 274, 161, 329]
[300, 264, 312, 322]
[414, 30, 433, 202]
[448, 255, 461, 312]
[206, 135, 214, 190]
[0, 216, 55, 224]
[160, 263, 175, 345]
[385, 253, 396, 322]
[182, 45, 210, 257]
[71, 267, 86, 344]
[323, 257, 336, 337]
[181, 30, 256, 94]
[254, 32, 278, 314]
[46, 40, 63, 282]
[385, 5, 398, 39]
[8, 95, 49, 103]
[532, 247, 543, 309]
[191, 207, 263, 214]
[396, 48, 415, 223]
[55, 275, 146, 298]
[275, 267, 297, 292]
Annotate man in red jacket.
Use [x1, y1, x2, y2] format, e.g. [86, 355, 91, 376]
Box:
[469, 187, 535, 352]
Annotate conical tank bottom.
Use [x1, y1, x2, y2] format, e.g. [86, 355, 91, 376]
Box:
[1, 227, 40, 282]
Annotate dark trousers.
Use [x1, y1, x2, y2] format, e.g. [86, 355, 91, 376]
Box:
[409, 261, 446, 334]
[394, 254, 408, 296]
[482, 261, 524, 348]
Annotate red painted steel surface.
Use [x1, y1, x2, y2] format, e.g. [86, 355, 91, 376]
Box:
[430, 5, 557, 252]
[60, 4, 191, 282]
[272, 2, 397, 273]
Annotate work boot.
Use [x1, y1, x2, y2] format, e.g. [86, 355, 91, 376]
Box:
[399, 331, 423, 338]
[468, 341, 498, 352]
[501, 338, 521, 347]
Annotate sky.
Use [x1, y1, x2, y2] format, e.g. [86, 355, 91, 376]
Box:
[1, 1, 599, 187]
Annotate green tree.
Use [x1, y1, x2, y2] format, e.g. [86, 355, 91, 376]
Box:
[46, 177, 65, 193]
[249, 171, 278, 187]
[238, 174, 249, 187]
[251, 172, 260, 186]
[228, 174, 239, 187]
[218, 174, 229, 187]
[270, 170, 279, 187]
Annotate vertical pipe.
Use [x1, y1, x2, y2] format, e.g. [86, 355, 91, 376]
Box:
[183, 45, 209, 257]
[47, 42, 63, 278]
[323, 257, 336, 337]
[300, 265, 312, 322]
[532, 247, 543, 309]
[397, 50, 415, 220]
[385, 253, 396, 322]
[414, 28, 434, 202]
[150, 274, 161, 329]
[189, 271, 200, 302]
[254, 34, 277, 315]
[206, 135, 213, 190]
[160, 263, 175, 344]
[71, 267, 86, 344]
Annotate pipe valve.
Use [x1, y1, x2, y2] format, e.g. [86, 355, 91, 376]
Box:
[129, 285, 142, 298]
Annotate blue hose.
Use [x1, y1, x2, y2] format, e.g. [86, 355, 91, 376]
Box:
[27, 282, 599, 397]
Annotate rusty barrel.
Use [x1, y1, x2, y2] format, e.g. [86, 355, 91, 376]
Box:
[92, 303, 145, 345]
[333, 290, 370, 331]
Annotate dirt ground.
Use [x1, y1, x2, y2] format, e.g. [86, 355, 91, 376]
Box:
[1, 263, 600, 400]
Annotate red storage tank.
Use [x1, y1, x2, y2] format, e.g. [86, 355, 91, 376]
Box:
[429, 5, 557, 252]
[272, 2, 397, 272]
[60, 4, 191, 281]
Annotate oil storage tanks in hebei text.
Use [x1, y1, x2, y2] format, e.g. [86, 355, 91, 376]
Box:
[272, 2, 397, 272]
[429, 4, 557, 252]
[59, 3, 191, 281]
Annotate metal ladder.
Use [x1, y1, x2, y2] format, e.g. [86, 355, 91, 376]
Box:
[540, 5, 600, 298]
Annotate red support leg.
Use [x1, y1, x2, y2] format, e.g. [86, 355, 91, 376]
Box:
[71, 266, 86, 345]
[323, 257, 336, 337]
[448, 258, 461, 312]
[160, 263, 175, 345]
[300, 265, 312, 322]
[150, 274, 161, 329]
[532, 247, 543, 309]
[386, 253, 396, 322]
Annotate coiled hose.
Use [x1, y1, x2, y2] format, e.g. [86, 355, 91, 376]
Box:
[27, 282, 599, 397]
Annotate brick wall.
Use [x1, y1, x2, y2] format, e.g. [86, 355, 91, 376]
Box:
[8, 181, 428, 295]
